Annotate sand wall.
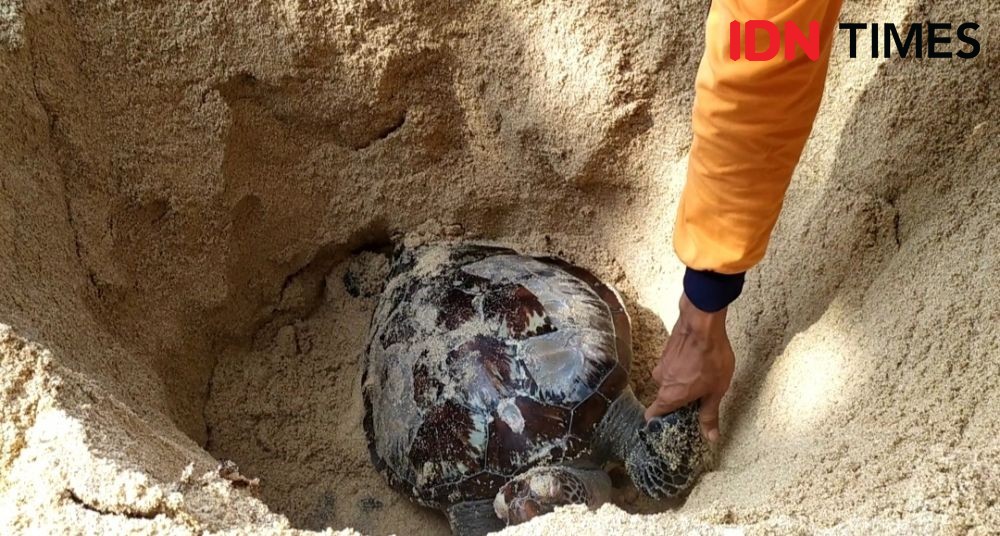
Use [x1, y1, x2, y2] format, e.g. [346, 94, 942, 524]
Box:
[1, 0, 997, 534]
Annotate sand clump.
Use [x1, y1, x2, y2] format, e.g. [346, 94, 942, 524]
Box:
[1, 0, 998, 534]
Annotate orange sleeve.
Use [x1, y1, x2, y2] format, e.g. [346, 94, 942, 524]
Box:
[674, 0, 843, 274]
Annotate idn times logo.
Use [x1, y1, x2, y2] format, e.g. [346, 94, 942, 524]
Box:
[729, 21, 981, 61]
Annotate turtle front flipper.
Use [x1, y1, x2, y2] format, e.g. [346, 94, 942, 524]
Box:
[493, 465, 612, 526]
[627, 403, 705, 498]
[447, 499, 506, 536]
[593, 390, 706, 499]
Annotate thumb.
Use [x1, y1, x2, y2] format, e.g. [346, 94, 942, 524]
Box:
[698, 393, 722, 443]
[651, 363, 663, 383]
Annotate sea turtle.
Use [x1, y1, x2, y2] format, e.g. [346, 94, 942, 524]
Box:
[362, 244, 704, 535]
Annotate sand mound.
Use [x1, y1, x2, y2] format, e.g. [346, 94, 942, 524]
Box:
[1, 0, 996, 534]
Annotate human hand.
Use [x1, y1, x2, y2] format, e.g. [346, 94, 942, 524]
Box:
[644, 292, 735, 442]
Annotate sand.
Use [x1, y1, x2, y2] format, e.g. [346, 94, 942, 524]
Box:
[1, 0, 997, 534]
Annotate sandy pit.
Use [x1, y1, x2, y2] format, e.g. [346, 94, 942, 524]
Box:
[1, 0, 998, 534]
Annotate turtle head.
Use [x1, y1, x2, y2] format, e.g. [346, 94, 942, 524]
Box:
[625, 403, 706, 499]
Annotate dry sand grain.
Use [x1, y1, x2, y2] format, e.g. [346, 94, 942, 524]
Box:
[1, 0, 997, 534]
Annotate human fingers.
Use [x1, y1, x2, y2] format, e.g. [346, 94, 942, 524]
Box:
[698, 392, 722, 442]
[644, 383, 693, 421]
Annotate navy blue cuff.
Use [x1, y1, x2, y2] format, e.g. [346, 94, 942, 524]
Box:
[683, 268, 746, 313]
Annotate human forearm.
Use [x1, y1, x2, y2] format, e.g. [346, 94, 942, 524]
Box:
[675, 0, 843, 311]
